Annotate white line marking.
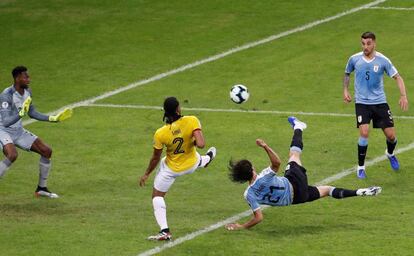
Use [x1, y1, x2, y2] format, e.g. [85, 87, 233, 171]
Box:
[315, 141, 414, 185]
[22, 0, 385, 127]
[368, 7, 414, 11]
[138, 141, 414, 256]
[88, 103, 414, 120]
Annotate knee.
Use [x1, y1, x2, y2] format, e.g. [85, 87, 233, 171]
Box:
[317, 186, 333, 198]
[42, 147, 52, 159]
[6, 151, 18, 162]
[288, 151, 302, 165]
[387, 134, 396, 141]
[360, 131, 369, 138]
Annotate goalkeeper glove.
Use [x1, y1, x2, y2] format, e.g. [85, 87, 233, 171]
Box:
[49, 108, 73, 122]
[18, 96, 32, 117]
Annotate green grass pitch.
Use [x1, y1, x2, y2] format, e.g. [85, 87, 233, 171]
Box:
[1, 0, 414, 255]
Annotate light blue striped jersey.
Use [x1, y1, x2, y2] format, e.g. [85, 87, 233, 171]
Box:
[244, 167, 293, 211]
[345, 51, 398, 105]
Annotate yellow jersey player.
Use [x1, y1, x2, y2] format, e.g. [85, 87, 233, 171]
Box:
[139, 97, 216, 241]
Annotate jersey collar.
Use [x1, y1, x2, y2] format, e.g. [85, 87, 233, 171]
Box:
[362, 51, 376, 63]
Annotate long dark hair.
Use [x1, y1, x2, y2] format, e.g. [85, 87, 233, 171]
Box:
[163, 97, 181, 124]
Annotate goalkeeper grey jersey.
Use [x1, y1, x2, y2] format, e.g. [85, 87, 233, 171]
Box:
[0, 85, 49, 133]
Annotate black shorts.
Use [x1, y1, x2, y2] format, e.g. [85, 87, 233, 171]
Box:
[355, 103, 394, 129]
[284, 161, 320, 204]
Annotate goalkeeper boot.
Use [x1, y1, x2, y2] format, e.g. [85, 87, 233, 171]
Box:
[147, 231, 172, 241]
[385, 150, 400, 171]
[357, 186, 382, 196]
[288, 116, 307, 130]
[35, 186, 59, 198]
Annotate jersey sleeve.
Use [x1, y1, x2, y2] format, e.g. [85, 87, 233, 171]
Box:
[244, 190, 260, 212]
[28, 105, 49, 121]
[190, 116, 202, 131]
[259, 167, 275, 177]
[345, 56, 355, 74]
[384, 58, 398, 78]
[153, 130, 164, 150]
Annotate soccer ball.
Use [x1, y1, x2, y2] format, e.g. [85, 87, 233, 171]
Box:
[230, 84, 249, 104]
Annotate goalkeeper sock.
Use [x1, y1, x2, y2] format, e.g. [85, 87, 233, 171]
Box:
[0, 158, 12, 178]
[38, 157, 51, 187]
[329, 187, 357, 199]
[153, 197, 168, 231]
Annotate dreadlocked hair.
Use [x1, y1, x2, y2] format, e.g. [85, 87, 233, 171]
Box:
[163, 97, 181, 124]
[228, 159, 254, 183]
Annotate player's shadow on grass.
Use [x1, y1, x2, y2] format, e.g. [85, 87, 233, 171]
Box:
[0, 201, 69, 217]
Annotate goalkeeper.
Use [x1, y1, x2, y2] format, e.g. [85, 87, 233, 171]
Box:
[0, 66, 73, 198]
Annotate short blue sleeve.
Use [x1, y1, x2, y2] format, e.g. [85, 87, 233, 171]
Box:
[245, 191, 260, 212]
[384, 58, 398, 77]
[345, 56, 355, 74]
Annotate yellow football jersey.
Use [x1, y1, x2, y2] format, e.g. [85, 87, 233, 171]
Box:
[153, 116, 202, 172]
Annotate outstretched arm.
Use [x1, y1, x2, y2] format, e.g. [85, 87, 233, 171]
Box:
[394, 74, 408, 111]
[28, 105, 49, 121]
[256, 139, 281, 172]
[343, 73, 352, 103]
[139, 148, 162, 187]
[225, 209, 263, 231]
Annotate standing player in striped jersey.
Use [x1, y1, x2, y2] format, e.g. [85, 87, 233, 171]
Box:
[0, 66, 73, 197]
[225, 117, 381, 231]
[139, 97, 216, 241]
[343, 32, 408, 179]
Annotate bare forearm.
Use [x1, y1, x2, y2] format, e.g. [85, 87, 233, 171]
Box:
[241, 216, 262, 229]
[144, 157, 160, 175]
[263, 145, 281, 170]
[396, 76, 407, 96]
[343, 74, 350, 90]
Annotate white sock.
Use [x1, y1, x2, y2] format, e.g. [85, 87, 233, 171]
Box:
[199, 155, 211, 168]
[153, 196, 168, 231]
[0, 158, 12, 178]
[328, 187, 335, 197]
[39, 157, 51, 187]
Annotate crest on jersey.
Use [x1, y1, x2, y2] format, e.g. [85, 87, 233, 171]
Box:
[1, 102, 8, 109]
[172, 129, 181, 135]
[373, 65, 379, 72]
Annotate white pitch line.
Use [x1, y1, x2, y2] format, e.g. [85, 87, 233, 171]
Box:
[22, 0, 385, 127]
[138, 141, 414, 256]
[368, 6, 414, 11]
[87, 103, 414, 120]
[315, 141, 414, 185]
